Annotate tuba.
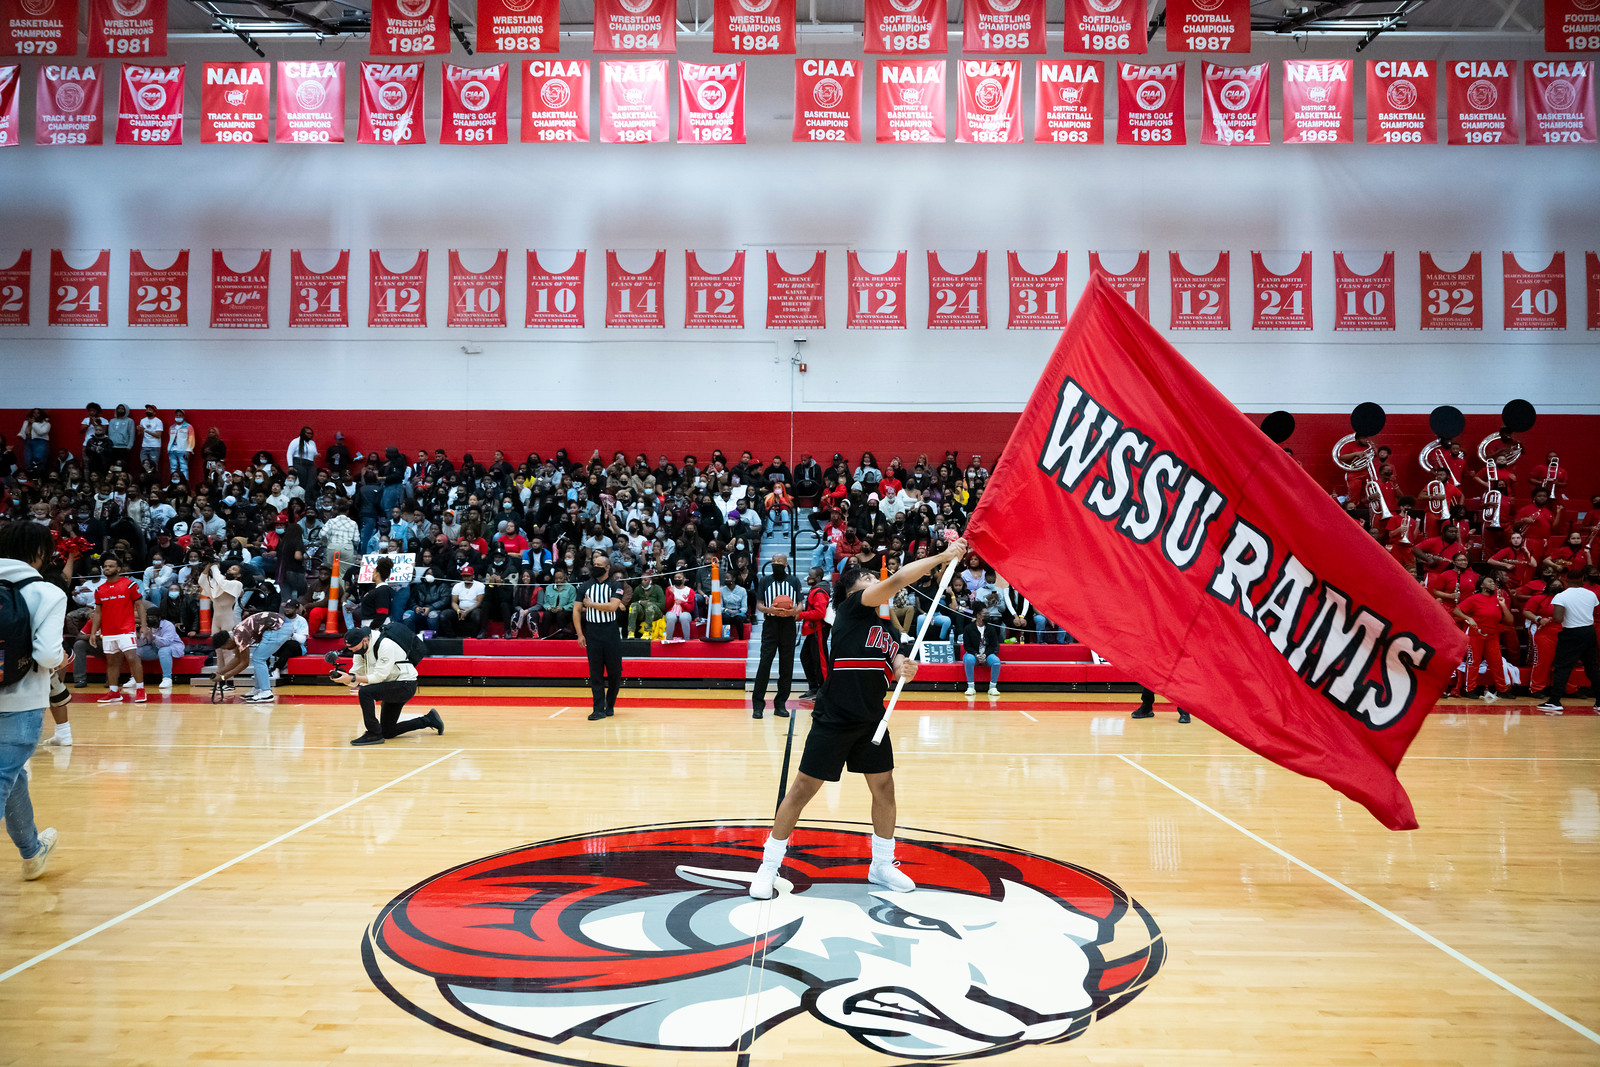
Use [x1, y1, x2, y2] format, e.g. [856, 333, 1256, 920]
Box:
[1477, 400, 1536, 530]
[1421, 405, 1465, 487]
[1334, 403, 1390, 520]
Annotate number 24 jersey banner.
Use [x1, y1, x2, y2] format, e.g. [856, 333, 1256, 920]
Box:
[965, 277, 1465, 831]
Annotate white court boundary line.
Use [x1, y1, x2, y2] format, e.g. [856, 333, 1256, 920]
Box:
[1115, 753, 1600, 1046]
[1, 748, 463, 985]
[1014, 708, 1038, 722]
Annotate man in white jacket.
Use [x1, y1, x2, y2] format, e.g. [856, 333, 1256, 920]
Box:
[333, 625, 443, 746]
[0, 522, 67, 880]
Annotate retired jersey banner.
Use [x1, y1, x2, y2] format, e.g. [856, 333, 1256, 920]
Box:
[369, 250, 428, 327]
[927, 251, 988, 329]
[1252, 251, 1313, 330]
[1502, 251, 1566, 330]
[48, 249, 109, 326]
[1446, 60, 1517, 145]
[0, 250, 30, 326]
[847, 250, 908, 329]
[289, 249, 350, 328]
[1200, 62, 1267, 145]
[593, 0, 675, 53]
[863, 0, 947, 55]
[606, 250, 666, 328]
[370, 0, 449, 56]
[1282, 58, 1353, 144]
[685, 250, 745, 328]
[359, 61, 424, 144]
[525, 250, 585, 328]
[1525, 60, 1596, 144]
[1332, 251, 1395, 332]
[599, 59, 668, 142]
[0, 64, 17, 146]
[1007, 251, 1068, 330]
[210, 249, 270, 329]
[477, 0, 558, 53]
[1035, 60, 1104, 144]
[793, 57, 861, 142]
[1062, 0, 1146, 55]
[36, 64, 104, 146]
[1089, 250, 1149, 319]
[276, 61, 343, 143]
[127, 249, 187, 326]
[1366, 60, 1436, 144]
[115, 63, 182, 144]
[87, 0, 165, 58]
[876, 59, 945, 142]
[446, 250, 507, 327]
[1547, 0, 1600, 52]
[1117, 62, 1184, 145]
[202, 62, 268, 143]
[965, 276, 1465, 831]
[1165, 0, 1248, 52]
[2, 0, 75, 58]
[1168, 251, 1229, 330]
[714, 0, 795, 55]
[1419, 252, 1482, 331]
[522, 59, 589, 142]
[442, 62, 509, 144]
[957, 59, 1022, 143]
[963, 0, 1044, 54]
[765, 250, 825, 329]
[1589, 252, 1600, 332]
[679, 62, 745, 143]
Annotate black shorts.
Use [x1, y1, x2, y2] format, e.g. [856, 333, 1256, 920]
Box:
[798, 717, 894, 782]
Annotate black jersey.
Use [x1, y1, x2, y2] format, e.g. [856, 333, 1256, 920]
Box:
[578, 578, 627, 627]
[814, 590, 899, 726]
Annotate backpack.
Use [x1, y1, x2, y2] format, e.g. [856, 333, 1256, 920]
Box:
[0, 576, 42, 688]
[378, 621, 429, 666]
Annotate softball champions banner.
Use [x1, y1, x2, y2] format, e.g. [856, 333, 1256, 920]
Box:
[966, 276, 1465, 830]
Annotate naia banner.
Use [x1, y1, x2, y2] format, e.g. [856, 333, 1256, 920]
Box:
[793, 58, 861, 142]
[2, 0, 75, 58]
[115, 63, 182, 145]
[1200, 62, 1268, 146]
[1062, 0, 1145, 55]
[522, 60, 589, 142]
[370, 0, 450, 56]
[876, 58, 945, 143]
[210, 249, 270, 329]
[477, 0, 559, 54]
[1007, 251, 1068, 330]
[1282, 58, 1353, 144]
[965, 277, 1464, 830]
[963, 0, 1045, 54]
[202, 62, 268, 144]
[684, 250, 745, 328]
[956, 59, 1022, 143]
[1035, 61, 1103, 144]
[1164, 0, 1248, 52]
[442, 63, 509, 144]
[765, 250, 825, 329]
[593, 0, 676, 53]
[678, 62, 745, 144]
[36, 63, 103, 146]
[863, 0, 947, 55]
[358, 62, 425, 144]
[714, 0, 796, 55]
[127, 249, 188, 326]
[599, 59, 668, 142]
[87, 0, 165, 59]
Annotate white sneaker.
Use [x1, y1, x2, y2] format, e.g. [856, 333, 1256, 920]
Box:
[22, 828, 58, 881]
[749, 859, 782, 900]
[987, 686, 1000, 697]
[158, 678, 172, 689]
[964, 685, 976, 697]
[44, 734, 71, 747]
[868, 859, 916, 893]
[1482, 690, 1498, 703]
[244, 690, 277, 704]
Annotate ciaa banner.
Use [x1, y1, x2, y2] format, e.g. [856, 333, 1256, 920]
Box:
[966, 277, 1464, 830]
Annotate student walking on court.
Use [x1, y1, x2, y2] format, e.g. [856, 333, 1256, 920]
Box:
[92, 555, 149, 705]
[574, 552, 628, 721]
[1536, 582, 1600, 715]
[333, 626, 443, 746]
[751, 554, 802, 719]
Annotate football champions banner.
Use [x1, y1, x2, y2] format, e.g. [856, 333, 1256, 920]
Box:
[965, 277, 1465, 830]
[1164, 0, 1248, 52]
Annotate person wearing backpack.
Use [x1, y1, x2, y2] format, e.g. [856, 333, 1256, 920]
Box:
[0, 521, 67, 880]
[333, 624, 443, 746]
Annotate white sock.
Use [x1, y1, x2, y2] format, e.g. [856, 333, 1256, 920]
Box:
[107, 685, 119, 693]
[871, 833, 896, 863]
[54, 723, 72, 744]
[763, 834, 790, 864]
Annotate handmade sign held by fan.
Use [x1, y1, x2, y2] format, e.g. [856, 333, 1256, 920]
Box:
[871, 530, 963, 745]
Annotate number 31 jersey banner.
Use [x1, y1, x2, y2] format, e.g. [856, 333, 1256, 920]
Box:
[1007, 251, 1068, 330]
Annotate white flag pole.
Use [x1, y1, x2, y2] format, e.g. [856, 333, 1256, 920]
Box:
[872, 552, 963, 745]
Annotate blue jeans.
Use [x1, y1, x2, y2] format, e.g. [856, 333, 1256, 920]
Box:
[809, 540, 836, 572]
[140, 445, 161, 467]
[381, 484, 405, 516]
[963, 652, 1001, 686]
[138, 646, 175, 680]
[1034, 616, 1066, 644]
[169, 451, 190, 481]
[1, 708, 46, 859]
[24, 439, 48, 469]
[251, 628, 295, 692]
[917, 613, 952, 641]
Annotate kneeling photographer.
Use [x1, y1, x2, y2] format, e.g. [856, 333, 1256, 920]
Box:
[329, 623, 444, 747]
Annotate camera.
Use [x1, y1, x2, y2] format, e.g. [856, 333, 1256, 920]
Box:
[323, 651, 341, 666]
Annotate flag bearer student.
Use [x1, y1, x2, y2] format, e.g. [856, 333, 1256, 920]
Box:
[749, 537, 967, 901]
[333, 626, 443, 746]
[574, 551, 629, 721]
[211, 610, 294, 704]
[92, 555, 149, 705]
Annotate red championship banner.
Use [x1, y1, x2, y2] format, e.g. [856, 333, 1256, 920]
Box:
[288, 249, 350, 328]
[847, 250, 908, 329]
[1165, 0, 1248, 52]
[87, 0, 165, 58]
[599, 59, 668, 143]
[876, 58, 945, 143]
[446, 250, 507, 327]
[1547, 0, 1600, 52]
[1590, 252, 1600, 331]
[209, 249, 270, 329]
[1035, 60, 1104, 144]
[593, 0, 675, 53]
[1117, 62, 1185, 145]
[1168, 251, 1229, 330]
[48, 249, 109, 326]
[36, 64, 104, 146]
[0, 64, 17, 146]
[1502, 251, 1566, 331]
[1007, 251, 1068, 330]
[1251, 251, 1313, 331]
[1089, 250, 1149, 319]
[1525, 60, 1596, 144]
[275, 61, 344, 143]
[1062, 0, 1146, 55]
[477, 0, 559, 53]
[1282, 58, 1353, 144]
[1366, 60, 1436, 145]
[2, 0, 76, 58]
[115, 62, 182, 144]
[370, 0, 449, 56]
[1446, 60, 1517, 145]
[765, 250, 825, 329]
[685, 250, 745, 328]
[525, 250, 585, 328]
[522, 59, 589, 142]
[964, 0, 1044, 54]
[927, 251, 988, 328]
[1332, 251, 1395, 332]
[1200, 61, 1268, 145]
[127, 249, 187, 326]
[442, 62, 509, 144]
[606, 250, 666, 328]
[202, 62, 268, 143]
[793, 58, 861, 142]
[956, 59, 1022, 143]
[369, 250, 428, 327]
[0, 250, 30, 326]
[358, 61, 424, 144]
[864, 0, 946, 55]
[679, 61, 745, 144]
[714, 0, 796, 55]
[1418, 252, 1482, 331]
[965, 276, 1465, 830]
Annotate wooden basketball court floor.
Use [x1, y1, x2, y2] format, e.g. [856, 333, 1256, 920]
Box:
[2, 686, 1597, 1066]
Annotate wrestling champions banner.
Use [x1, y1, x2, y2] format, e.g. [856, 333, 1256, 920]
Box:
[966, 277, 1465, 830]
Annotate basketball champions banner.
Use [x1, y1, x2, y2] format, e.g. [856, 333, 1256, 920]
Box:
[87, 0, 165, 58]
[202, 62, 269, 143]
[370, 0, 450, 56]
[1524, 60, 1596, 144]
[1165, 0, 1248, 52]
[956, 59, 1022, 143]
[876, 58, 945, 142]
[115, 63, 183, 144]
[1366, 60, 1436, 144]
[966, 276, 1465, 830]
[276, 61, 344, 143]
[714, 0, 795, 55]
[793, 58, 861, 142]
[1035, 61, 1103, 144]
[1446, 60, 1517, 145]
[963, 0, 1044, 54]
[477, 0, 558, 53]
[1282, 58, 1353, 144]
[599, 59, 668, 142]
[765, 250, 825, 329]
[2, 0, 75, 57]
[863, 0, 946, 55]
[522, 60, 589, 142]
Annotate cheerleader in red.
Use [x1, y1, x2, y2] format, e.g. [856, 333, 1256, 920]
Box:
[1452, 575, 1515, 700]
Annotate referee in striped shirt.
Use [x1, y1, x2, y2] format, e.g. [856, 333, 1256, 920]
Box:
[752, 555, 802, 719]
[575, 552, 630, 721]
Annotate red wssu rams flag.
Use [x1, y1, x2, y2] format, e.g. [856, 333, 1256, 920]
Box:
[966, 277, 1465, 830]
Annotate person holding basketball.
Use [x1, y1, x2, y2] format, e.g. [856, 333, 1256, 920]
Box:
[751, 554, 802, 720]
[749, 537, 968, 901]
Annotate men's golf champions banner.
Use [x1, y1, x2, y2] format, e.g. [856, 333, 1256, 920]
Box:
[965, 278, 1466, 831]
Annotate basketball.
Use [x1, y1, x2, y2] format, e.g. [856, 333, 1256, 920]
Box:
[770, 594, 795, 611]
